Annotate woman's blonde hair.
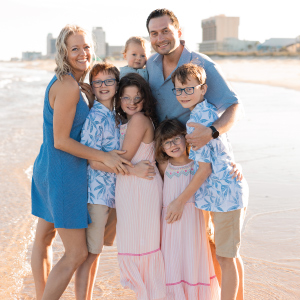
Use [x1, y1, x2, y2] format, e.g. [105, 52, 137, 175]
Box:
[55, 24, 95, 82]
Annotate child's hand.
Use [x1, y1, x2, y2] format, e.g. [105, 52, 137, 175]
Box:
[230, 162, 243, 181]
[165, 198, 185, 224]
[133, 161, 156, 180]
[79, 83, 94, 107]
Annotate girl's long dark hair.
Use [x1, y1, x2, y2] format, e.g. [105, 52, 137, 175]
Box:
[115, 73, 158, 127]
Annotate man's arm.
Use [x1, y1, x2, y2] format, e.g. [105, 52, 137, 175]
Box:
[185, 103, 240, 150]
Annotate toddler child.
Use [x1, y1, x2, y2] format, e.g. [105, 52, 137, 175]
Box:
[171, 63, 249, 300]
[155, 119, 220, 300]
[114, 73, 166, 300]
[120, 36, 150, 81]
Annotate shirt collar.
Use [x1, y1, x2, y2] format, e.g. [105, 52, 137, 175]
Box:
[93, 100, 113, 115]
[191, 99, 208, 115]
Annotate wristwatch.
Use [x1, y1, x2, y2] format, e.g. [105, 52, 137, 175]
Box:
[209, 125, 219, 139]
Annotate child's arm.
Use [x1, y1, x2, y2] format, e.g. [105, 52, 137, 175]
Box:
[165, 161, 212, 224]
[120, 112, 153, 161]
[158, 161, 168, 179]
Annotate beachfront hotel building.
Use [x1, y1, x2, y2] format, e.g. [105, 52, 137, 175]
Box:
[93, 27, 106, 59]
[199, 15, 258, 52]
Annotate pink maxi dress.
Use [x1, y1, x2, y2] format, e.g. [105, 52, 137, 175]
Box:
[161, 161, 220, 300]
[115, 123, 166, 300]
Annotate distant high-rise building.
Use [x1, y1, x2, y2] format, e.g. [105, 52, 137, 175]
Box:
[93, 27, 106, 58]
[199, 15, 240, 52]
[47, 33, 56, 58]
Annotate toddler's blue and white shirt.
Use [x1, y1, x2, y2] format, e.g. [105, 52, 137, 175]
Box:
[81, 100, 120, 208]
[120, 66, 149, 81]
[187, 100, 249, 212]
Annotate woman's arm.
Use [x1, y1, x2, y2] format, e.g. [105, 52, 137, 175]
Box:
[89, 160, 156, 179]
[165, 161, 212, 224]
[51, 77, 132, 174]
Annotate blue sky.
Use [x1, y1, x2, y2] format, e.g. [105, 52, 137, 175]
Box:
[2, 0, 299, 60]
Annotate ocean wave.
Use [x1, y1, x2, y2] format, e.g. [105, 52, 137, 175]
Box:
[24, 165, 33, 181]
[0, 79, 12, 88]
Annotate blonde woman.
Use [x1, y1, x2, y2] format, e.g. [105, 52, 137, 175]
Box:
[31, 25, 131, 300]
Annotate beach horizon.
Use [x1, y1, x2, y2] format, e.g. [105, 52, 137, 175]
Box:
[6, 56, 300, 92]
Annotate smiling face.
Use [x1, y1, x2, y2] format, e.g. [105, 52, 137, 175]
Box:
[120, 85, 144, 119]
[66, 32, 91, 78]
[92, 71, 117, 110]
[148, 15, 182, 55]
[162, 135, 187, 159]
[124, 43, 147, 69]
[174, 76, 207, 111]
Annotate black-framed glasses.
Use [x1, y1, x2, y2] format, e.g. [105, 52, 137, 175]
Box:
[162, 135, 183, 150]
[92, 78, 116, 88]
[172, 84, 204, 96]
[120, 96, 143, 104]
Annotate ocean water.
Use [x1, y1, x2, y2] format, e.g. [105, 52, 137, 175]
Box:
[0, 62, 299, 299]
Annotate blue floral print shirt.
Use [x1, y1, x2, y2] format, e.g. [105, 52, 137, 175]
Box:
[187, 100, 249, 212]
[81, 100, 120, 208]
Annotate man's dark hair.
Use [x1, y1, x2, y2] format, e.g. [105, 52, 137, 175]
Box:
[146, 8, 180, 32]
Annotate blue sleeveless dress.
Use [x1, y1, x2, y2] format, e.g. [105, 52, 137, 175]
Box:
[31, 74, 91, 229]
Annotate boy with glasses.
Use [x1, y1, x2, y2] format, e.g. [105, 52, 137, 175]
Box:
[171, 63, 249, 300]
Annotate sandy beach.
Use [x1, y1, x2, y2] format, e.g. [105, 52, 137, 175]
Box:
[0, 57, 299, 299]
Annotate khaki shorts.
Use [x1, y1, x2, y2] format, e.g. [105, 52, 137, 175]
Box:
[86, 204, 117, 254]
[211, 207, 247, 258]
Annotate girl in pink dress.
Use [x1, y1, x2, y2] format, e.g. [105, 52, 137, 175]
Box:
[114, 73, 166, 300]
[155, 119, 220, 300]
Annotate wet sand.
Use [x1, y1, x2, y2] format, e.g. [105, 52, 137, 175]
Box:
[1, 58, 299, 299]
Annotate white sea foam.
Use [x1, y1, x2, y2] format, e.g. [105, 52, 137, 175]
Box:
[0, 79, 12, 88]
[24, 165, 33, 181]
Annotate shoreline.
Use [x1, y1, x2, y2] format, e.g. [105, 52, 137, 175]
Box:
[3, 57, 300, 92]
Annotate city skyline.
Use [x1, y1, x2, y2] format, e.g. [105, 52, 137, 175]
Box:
[2, 0, 299, 60]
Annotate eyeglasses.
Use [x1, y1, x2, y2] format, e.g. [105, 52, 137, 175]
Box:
[172, 84, 204, 96]
[91, 78, 116, 88]
[120, 96, 143, 104]
[162, 135, 183, 150]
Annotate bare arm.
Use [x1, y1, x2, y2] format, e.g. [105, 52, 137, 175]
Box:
[89, 159, 156, 179]
[51, 77, 132, 174]
[158, 161, 168, 179]
[166, 162, 212, 224]
[120, 113, 153, 161]
[186, 103, 240, 150]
